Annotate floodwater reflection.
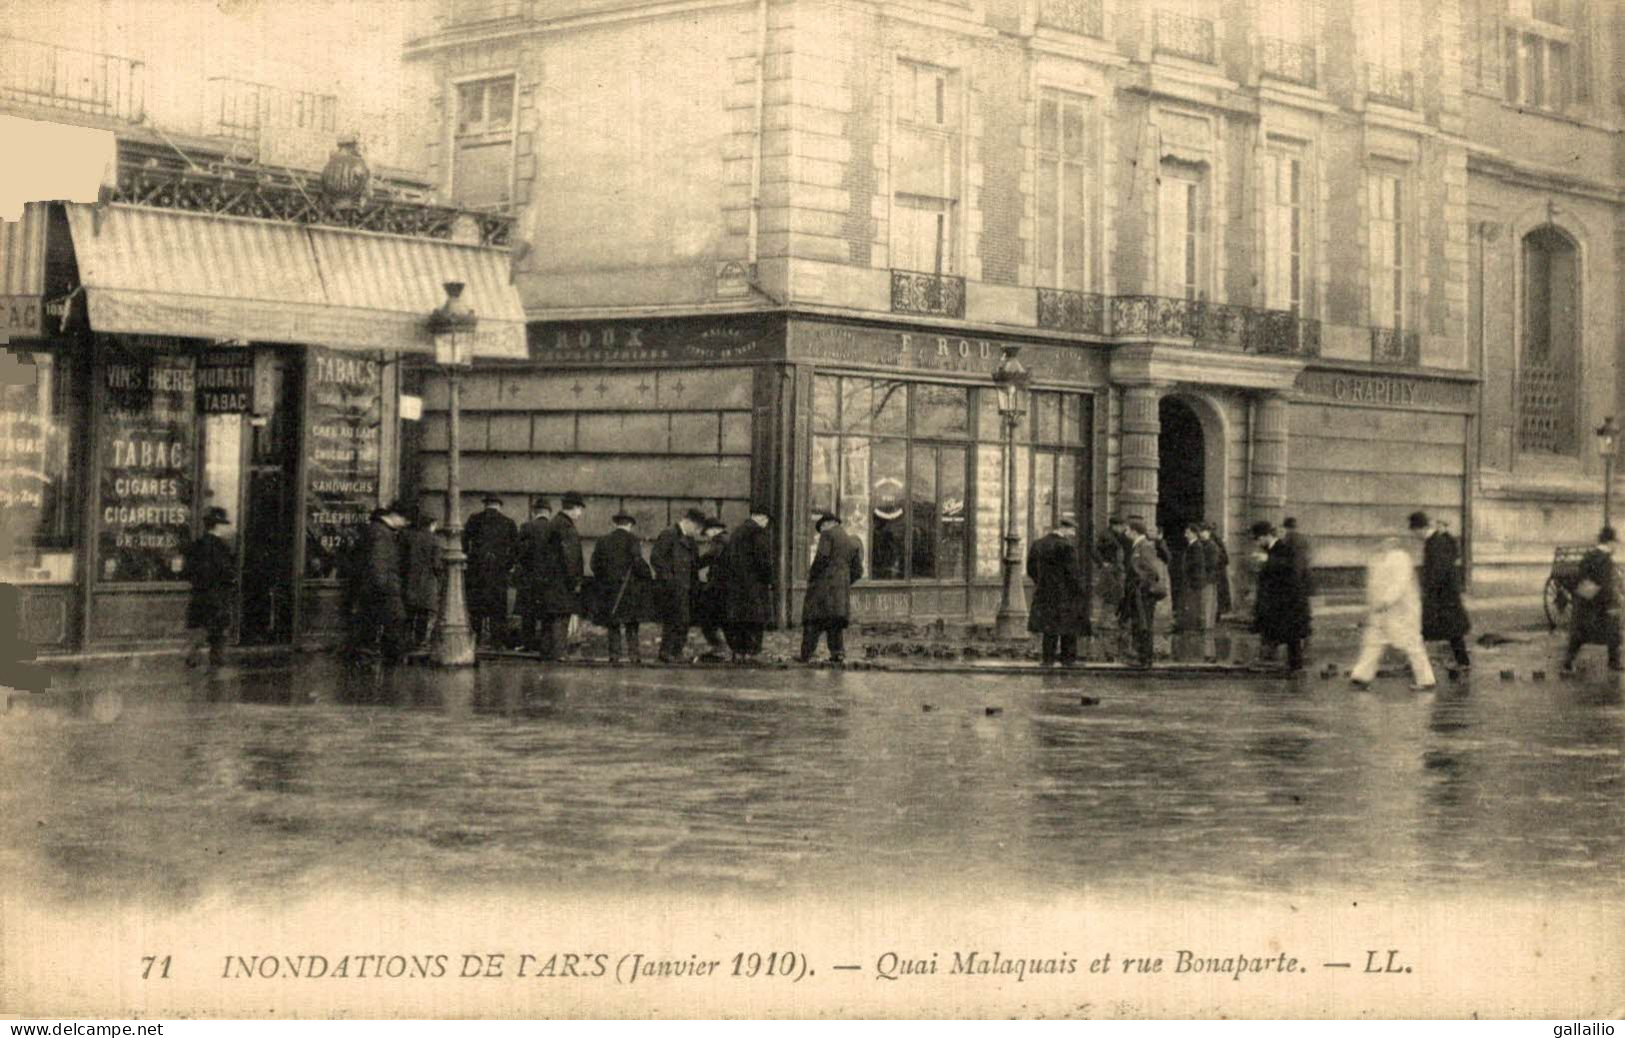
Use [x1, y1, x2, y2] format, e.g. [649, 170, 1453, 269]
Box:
[2, 654, 1622, 905]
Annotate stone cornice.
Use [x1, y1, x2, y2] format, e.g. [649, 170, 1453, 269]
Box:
[1107, 342, 1304, 391]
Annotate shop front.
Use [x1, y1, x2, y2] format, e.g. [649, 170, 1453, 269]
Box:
[1, 200, 525, 654]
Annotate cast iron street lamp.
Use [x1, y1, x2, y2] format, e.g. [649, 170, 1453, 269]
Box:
[427, 281, 479, 667]
[1598, 415, 1620, 531]
[993, 346, 1031, 640]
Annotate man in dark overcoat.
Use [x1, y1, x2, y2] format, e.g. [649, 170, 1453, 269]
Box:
[463, 494, 518, 647]
[1123, 517, 1163, 668]
[799, 512, 863, 664]
[535, 492, 586, 661]
[589, 512, 653, 664]
[1026, 514, 1090, 666]
[1199, 523, 1232, 618]
[1250, 519, 1312, 672]
[692, 518, 731, 661]
[183, 505, 236, 668]
[720, 506, 775, 660]
[1096, 515, 1128, 623]
[355, 504, 407, 663]
[1562, 526, 1622, 673]
[400, 507, 444, 651]
[1410, 510, 1472, 669]
[515, 496, 553, 653]
[652, 509, 704, 662]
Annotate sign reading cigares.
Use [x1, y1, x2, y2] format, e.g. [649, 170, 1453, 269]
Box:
[304, 347, 381, 579]
[98, 348, 196, 582]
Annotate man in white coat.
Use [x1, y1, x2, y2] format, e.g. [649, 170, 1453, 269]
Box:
[1349, 536, 1437, 691]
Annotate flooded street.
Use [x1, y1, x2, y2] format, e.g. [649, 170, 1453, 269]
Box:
[4, 647, 1623, 907]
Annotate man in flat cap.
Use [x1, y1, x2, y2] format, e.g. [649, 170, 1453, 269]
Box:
[800, 511, 863, 664]
[720, 504, 775, 661]
[589, 512, 654, 664]
[652, 508, 705, 662]
[463, 493, 518, 647]
[515, 495, 554, 653]
[534, 492, 586, 661]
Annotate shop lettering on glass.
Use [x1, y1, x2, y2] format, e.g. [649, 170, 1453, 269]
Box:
[196, 349, 254, 414]
[304, 348, 382, 578]
[0, 383, 46, 512]
[98, 354, 196, 581]
[1, 295, 44, 337]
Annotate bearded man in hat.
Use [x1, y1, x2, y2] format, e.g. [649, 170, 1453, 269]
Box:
[720, 505, 775, 660]
[589, 512, 654, 663]
[463, 493, 519, 647]
[535, 492, 586, 661]
[800, 511, 863, 664]
[515, 495, 554, 652]
[1027, 514, 1090, 666]
[652, 509, 705, 662]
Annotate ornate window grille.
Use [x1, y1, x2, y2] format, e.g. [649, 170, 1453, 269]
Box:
[1369, 326, 1420, 364]
[446, 0, 532, 24]
[1154, 11, 1217, 63]
[890, 270, 966, 319]
[1037, 0, 1104, 38]
[1260, 36, 1317, 87]
[1518, 227, 1580, 454]
[1365, 63, 1415, 107]
[0, 34, 144, 122]
[1036, 289, 1107, 334]
[206, 77, 338, 141]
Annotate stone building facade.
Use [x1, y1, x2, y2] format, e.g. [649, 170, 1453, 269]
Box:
[400, 0, 1611, 618]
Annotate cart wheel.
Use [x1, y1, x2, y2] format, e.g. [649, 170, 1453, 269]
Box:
[1543, 576, 1570, 631]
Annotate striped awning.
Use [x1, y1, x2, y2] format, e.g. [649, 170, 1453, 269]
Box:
[0, 202, 49, 341]
[64, 203, 526, 358]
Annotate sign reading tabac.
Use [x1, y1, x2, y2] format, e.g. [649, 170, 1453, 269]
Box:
[1294, 369, 1475, 413]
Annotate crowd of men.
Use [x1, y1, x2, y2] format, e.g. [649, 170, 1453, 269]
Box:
[315, 487, 1596, 682]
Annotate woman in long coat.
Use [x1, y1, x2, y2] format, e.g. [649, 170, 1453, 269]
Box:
[184, 506, 236, 668]
[1563, 527, 1622, 672]
[1026, 517, 1090, 665]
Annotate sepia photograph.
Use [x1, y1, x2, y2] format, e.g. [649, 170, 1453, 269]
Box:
[0, 0, 1621, 1022]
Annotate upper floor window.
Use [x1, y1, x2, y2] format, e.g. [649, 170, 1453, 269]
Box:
[1362, 0, 1416, 105]
[1367, 171, 1405, 331]
[892, 61, 961, 275]
[1504, 0, 1590, 111]
[1264, 147, 1305, 313]
[1037, 89, 1093, 293]
[451, 76, 516, 211]
[1157, 161, 1207, 301]
[1518, 227, 1580, 455]
[1155, 0, 1218, 63]
[1259, 0, 1317, 85]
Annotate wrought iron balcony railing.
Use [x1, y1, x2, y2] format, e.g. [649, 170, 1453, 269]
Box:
[206, 77, 338, 142]
[1036, 288, 1108, 335]
[1259, 36, 1316, 87]
[1365, 63, 1416, 108]
[0, 34, 144, 122]
[446, 0, 533, 25]
[1037, 0, 1105, 39]
[110, 157, 514, 247]
[1154, 10, 1216, 64]
[1109, 296, 1321, 355]
[891, 270, 966, 319]
[1369, 326, 1420, 364]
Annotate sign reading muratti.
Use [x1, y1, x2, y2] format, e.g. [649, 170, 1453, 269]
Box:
[1293, 370, 1474, 412]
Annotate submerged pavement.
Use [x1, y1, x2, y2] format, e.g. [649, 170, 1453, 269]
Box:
[3, 628, 1621, 908]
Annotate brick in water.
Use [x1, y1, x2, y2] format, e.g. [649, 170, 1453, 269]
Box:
[985, 707, 1003, 717]
[1500, 670, 1515, 680]
[1532, 670, 1546, 681]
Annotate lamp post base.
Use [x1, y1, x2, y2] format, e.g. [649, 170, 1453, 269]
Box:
[995, 534, 1029, 641]
[428, 537, 477, 668]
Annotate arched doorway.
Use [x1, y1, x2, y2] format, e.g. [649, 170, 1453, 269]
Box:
[1156, 396, 1206, 544]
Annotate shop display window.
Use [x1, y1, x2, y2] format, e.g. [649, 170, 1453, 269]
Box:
[0, 351, 81, 584]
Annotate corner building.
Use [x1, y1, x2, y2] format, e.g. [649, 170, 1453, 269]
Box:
[400, 0, 1601, 622]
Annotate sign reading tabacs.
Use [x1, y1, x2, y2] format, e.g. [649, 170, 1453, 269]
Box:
[304, 347, 381, 579]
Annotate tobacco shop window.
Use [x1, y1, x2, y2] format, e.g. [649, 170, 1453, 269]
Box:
[811, 375, 969, 582]
[892, 60, 961, 275]
[0, 352, 82, 584]
[1037, 89, 1094, 292]
[452, 75, 516, 211]
[1518, 226, 1580, 455]
[97, 349, 198, 583]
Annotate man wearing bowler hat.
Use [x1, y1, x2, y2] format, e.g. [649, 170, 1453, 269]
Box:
[590, 512, 654, 663]
[515, 495, 554, 652]
[720, 504, 775, 661]
[652, 509, 705, 662]
[800, 511, 863, 664]
[535, 492, 587, 661]
[464, 493, 519, 647]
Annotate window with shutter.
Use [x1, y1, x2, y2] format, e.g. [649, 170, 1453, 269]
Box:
[892, 60, 960, 275]
[1037, 90, 1092, 292]
[1157, 165, 1204, 300]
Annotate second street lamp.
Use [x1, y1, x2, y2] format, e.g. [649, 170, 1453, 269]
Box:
[427, 281, 479, 668]
[1598, 416, 1620, 531]
[993, 346, 1031, 640]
